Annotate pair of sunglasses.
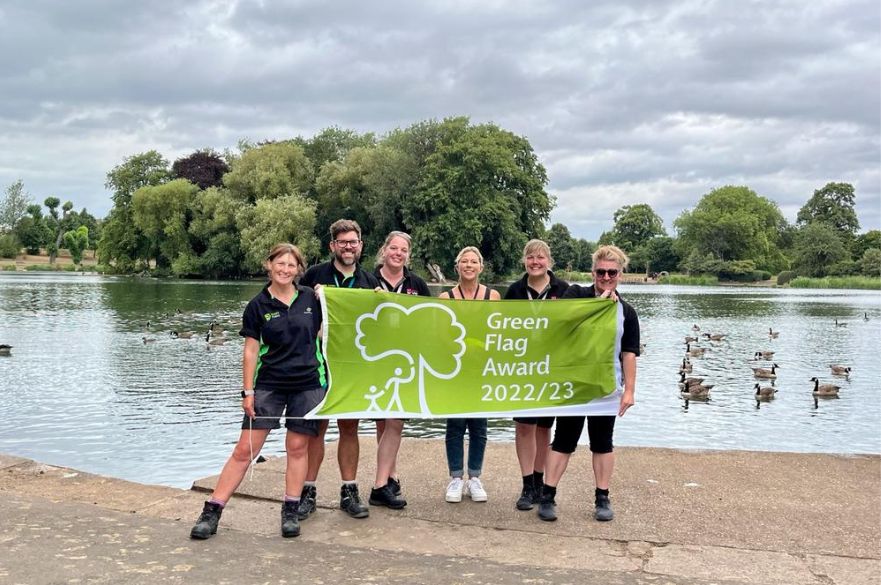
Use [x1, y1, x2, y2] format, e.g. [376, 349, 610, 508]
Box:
[594, 269, 619, 278]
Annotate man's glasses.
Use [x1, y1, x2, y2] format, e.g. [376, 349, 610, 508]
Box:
[333, 239, 361, 248]
[594, 268, 619, 278]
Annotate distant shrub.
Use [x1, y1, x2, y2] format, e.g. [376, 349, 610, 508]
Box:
[0, 234, 20, 258]
[2, 264, 16, 271]
[790, 276, 881, 290]
[658, 274, 719, 286]
[776, 271, 795, 285]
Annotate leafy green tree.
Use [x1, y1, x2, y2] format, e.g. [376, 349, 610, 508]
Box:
[604, 204, 666, 251]
[63, 226, 89, 264]
[545, 223, 575, 270]
[172, 150, 229, 190]
[674, 186, 788, 273]
[132, 179, 200, 269]
[15, 204, 52, 254]
[572, 238, 596, 272]
[236, 194, 320, 272]
[0, 179, 31, 233]
[853, 230, 881, 261]
[315, 145, 412, 255]
[792, 222, 848, 277]
[223, 141, 314, 203]
[400, 119, 552, 276]
[188, 187, 247, 278]
[859, 248, 881, 277]
[44, 198, 74, 263]
[98, 151, 170, 271]
[632, 236, 679, 274]
[796, 182, 860, 243]
[296, 127, 376, 186]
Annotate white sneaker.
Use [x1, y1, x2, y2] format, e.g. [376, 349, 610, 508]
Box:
[465, 477, 488, 502]
[445, 477, 464, 503]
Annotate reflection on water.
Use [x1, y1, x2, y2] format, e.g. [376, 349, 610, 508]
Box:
[1, 273, 879, 488]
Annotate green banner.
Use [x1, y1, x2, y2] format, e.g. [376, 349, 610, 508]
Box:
[308, 288, 623, 419]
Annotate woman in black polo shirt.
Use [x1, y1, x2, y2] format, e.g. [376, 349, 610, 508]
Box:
[369, 231, 431, 510]
[503, 239, 569, 511]
[537, 245, 640, 523]
[190, 243, 326, 540]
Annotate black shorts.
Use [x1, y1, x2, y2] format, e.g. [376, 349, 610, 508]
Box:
[550, 415, 615, 454]
[242, 386, 326, 436]
[513, 417, 554, 429]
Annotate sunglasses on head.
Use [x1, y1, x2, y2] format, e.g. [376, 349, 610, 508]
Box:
[594, 268, 619, 278]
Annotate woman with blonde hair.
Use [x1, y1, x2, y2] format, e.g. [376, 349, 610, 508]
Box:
[503, 239, 569, 511]
[438, 246, 500, 503]
[368, 231, 431, 510]
[538, 245, 640, 522]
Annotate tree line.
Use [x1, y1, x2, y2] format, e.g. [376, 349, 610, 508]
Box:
[0, 116, 878, 281]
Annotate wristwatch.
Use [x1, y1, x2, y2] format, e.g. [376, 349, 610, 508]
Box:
[241, 389, 255, 398]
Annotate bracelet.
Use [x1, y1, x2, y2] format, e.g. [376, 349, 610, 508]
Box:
[241, 389, 255, 398]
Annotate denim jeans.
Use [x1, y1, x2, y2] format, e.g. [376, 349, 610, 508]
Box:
[445, 418, 488, 477]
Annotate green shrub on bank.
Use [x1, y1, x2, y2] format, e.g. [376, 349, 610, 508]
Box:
[0, 234, 20, 258]
[789, 276, 881, 290]
[557, 270, 592, 283]
[658, 274, 719, 285]
[25, 264, 63, 271]
[2, 264, 16, 271]
[776, 270, 796, 285]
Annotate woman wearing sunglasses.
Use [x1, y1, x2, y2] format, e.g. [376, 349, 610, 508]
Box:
[535, 245, 640, 523]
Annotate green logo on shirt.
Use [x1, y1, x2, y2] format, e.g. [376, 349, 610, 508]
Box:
[264, 311, 280, 322]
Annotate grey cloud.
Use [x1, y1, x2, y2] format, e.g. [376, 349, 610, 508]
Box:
[0, 0, 877, 239]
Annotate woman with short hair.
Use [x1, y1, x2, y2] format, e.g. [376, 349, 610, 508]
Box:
[190, 243, 326, 540]
[503, 239, 569, 511]
[538, 245, 640, 522]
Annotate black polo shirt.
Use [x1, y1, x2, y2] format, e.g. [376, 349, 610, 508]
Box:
[374, 266, 432, 296]
[300, 261, 380, 290]
[504, 271, 570, 300]
[239, 284, 325, 390]
[562, 284, 641, 356]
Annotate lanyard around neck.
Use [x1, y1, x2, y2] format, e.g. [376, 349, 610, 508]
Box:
[333, 274, 356, 288]
[527, 283, 551, 300]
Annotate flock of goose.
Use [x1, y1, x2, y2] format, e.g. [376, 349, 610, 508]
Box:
[676, 320, 855, 409]
[140, 312, 239, 350]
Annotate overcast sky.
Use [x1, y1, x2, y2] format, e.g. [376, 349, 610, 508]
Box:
[1, 0, 878, 240]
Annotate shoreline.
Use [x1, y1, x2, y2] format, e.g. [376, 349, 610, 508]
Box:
[2, 442, 878, 584]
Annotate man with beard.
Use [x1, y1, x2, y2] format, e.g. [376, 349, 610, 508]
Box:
[297, 219, 380, 520]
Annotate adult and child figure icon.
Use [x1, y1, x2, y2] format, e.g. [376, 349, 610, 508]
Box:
[190, 219, 640, 540]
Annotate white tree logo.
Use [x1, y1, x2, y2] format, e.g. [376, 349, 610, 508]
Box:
[354, 302, 467, 415]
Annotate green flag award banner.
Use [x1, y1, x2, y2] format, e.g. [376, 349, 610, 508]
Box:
[307, 288, 624, 419]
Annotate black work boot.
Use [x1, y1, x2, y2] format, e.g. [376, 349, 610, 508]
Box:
[281, 501, 301, 537]
[340, 483, 370, 518]
[297, 485, 316, 520]
[595, 493, 614, 521]
[387, 477, 402, 496]
[369, 483, 407, 509]
[515, 484, 535, 511]
[190, 501, 223, 539]
[538, 492, 557, 521]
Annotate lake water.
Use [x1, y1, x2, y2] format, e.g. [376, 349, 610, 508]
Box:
[1, 273, 879, 488]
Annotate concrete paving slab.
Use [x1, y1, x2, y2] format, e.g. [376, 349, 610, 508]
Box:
[3, 446, 879, 585]
[191, 439, 881, 559]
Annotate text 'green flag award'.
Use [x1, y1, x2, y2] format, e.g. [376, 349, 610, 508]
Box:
[308, 288, 623, 419]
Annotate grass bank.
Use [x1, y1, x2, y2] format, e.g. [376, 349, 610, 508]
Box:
[789, 276, 881, 290]
[657, 274, 719, 286]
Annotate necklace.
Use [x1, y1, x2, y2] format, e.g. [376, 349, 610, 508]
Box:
[456, 284, 480, 299]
